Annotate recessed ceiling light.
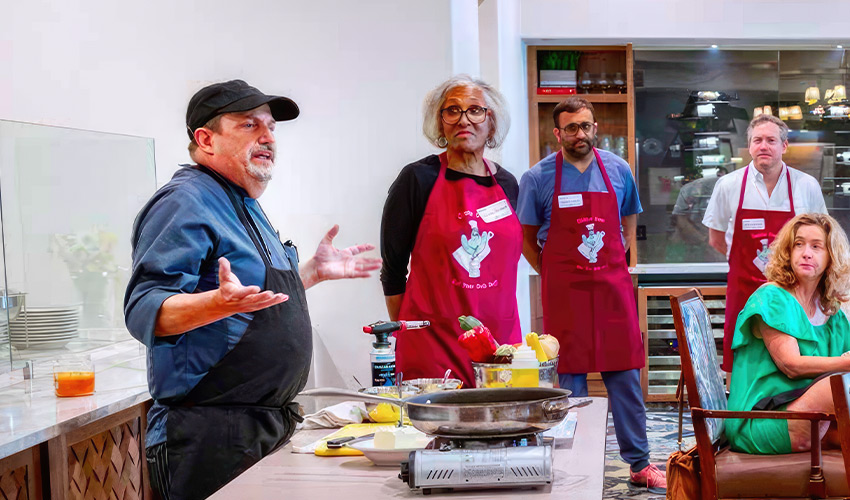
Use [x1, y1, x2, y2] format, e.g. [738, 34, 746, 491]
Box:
[838, 45, 844, 49]
[711, 44, 718, 49]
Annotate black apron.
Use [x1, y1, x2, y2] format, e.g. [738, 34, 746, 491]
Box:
[164, 166, 312, 500]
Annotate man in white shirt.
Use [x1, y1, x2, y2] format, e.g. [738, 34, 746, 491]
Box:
[702, 114, 827, 373]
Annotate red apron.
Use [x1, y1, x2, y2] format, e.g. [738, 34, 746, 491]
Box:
[396, 153, 522, 386]
[722, 164, 794, 371]
[541, 149, 644, 374]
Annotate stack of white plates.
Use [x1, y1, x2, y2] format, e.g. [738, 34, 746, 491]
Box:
[10, 306, 81, 349]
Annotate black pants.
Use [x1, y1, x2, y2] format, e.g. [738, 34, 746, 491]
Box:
[146, 443, 170, 500]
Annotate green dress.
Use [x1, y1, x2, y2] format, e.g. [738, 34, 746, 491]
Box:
[726, 284, 850, 454]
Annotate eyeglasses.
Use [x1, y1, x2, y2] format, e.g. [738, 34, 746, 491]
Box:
[440, 105, 489, 124]
[559, 122, 595, 136]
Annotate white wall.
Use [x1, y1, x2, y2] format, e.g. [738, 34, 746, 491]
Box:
[478, 0, 532, 334]
[520, 0, 850, 44]
[0, 0, 454, 388]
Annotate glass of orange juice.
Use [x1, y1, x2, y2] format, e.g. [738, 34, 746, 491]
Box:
[53, 356, 95, 397]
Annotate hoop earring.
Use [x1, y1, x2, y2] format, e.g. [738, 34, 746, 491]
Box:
[486, 137, 496, 148]
[437, 136, 448, 148]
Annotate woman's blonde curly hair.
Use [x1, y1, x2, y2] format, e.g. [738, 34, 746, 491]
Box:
[765, 212, 850, 315]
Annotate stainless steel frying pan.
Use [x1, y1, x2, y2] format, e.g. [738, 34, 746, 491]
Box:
[299, 387, 590, 437]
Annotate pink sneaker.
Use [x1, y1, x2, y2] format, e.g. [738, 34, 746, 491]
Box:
[629, 463, 667, 490]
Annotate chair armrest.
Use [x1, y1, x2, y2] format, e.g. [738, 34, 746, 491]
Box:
[693, 406, 832, 498]
[691, 408, 836, 422]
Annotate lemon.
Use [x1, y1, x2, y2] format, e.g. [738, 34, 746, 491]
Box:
[369, 402, 401, 423]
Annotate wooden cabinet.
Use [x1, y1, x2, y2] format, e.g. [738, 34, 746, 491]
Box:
[638, 285, 727, 402]
[0, 401, 153, 500]
[0, 446, 43, 499]
[46, 403, 152, 500]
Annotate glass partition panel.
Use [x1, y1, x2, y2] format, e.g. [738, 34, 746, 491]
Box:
[778, 50, 850, 232]
[0, 206, 11, 372]
[0, 121, 155, 368]
[634, 48, 849, 266]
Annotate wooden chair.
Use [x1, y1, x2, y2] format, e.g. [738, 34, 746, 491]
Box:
[670, 288, 848, 499]
[829, 373, 850, 491]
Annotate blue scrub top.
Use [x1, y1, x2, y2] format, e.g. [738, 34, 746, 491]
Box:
[517, 149, 642, 247]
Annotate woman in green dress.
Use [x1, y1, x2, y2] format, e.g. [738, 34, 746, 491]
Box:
[727, 212, 850, 454]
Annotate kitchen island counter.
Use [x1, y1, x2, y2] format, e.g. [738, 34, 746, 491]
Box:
[213, 397, 609, 499]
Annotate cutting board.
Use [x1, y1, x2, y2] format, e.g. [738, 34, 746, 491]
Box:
[314, 423, 398, 456]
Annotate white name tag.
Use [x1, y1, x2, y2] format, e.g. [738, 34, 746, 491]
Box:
[558, 194, 583, 209]
[742, 218, 766, 231]
[477, 199, 512, 223]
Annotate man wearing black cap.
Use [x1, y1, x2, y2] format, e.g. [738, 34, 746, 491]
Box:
[125, 80, 381, 500]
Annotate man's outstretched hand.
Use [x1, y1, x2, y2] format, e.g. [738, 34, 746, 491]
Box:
[301, 225, 382, 289]
[215, 257, 289, 311]
[154, 257, 288, 336]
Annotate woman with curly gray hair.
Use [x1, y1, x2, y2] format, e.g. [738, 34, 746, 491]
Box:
[379, 75, 521, 387]
[727, 212, 850, 455]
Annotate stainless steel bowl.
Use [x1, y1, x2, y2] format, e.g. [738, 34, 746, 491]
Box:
[358, 385, 421, 413]
[358, 385, 420, 398]
[405, 378, 463, 393]
[0, 291, 25, 322]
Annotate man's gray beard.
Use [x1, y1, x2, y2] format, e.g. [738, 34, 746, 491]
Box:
[247, 161, 274, 182]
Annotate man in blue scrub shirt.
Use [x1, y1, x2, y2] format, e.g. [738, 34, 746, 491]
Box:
[124, 80, 381, 500]
[517, 97, 665, 492]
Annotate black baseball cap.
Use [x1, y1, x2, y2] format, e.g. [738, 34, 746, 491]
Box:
[186, 79, 300, 139]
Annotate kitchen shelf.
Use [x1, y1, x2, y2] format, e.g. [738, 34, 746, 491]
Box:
[674, 116, 720, 121]
[534, 93, 628, 104]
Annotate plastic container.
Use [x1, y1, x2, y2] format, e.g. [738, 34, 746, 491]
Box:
[53, 356, 95, 397]
[472, 357, 559, 389]
[510, 346, 540, 387]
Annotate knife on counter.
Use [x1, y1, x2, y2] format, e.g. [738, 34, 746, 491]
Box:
[325, 433, 375, 449]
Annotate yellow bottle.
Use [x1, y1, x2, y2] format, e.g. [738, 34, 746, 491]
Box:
[511, 345, 540, 388]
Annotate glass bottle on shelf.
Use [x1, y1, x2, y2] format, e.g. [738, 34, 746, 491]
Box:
[614, 136, 627, 160]
[579, 72, 592, 94]
[613, 72, 626, 94]
[597, 72, 610, 94]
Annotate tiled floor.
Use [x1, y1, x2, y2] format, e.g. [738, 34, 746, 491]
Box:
[603, 408, 695, 499]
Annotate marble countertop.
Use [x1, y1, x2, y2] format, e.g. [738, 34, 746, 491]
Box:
[0, 338, 150, 458]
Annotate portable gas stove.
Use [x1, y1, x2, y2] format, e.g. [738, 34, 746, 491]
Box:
[399, 433, 554, 494]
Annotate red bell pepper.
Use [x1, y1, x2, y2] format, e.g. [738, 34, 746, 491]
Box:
[457, 315, 499, 363]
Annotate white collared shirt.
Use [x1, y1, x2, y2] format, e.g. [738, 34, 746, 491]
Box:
[702, 162, 827, 258]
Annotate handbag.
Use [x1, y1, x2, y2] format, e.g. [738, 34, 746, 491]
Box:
[666, 374, 702, 500]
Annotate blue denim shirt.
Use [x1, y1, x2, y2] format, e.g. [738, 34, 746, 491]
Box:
[124, 165, 297, 446]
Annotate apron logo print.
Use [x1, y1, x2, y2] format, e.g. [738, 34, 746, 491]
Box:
[578, 223, 605, 263]
[753, 238, 770, 274]
[452, 220, 493, 278]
